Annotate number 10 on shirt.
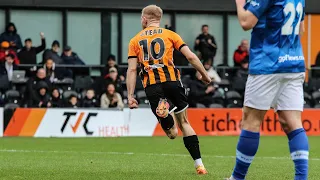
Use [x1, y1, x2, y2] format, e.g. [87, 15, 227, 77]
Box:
[139, 38, 165, 61]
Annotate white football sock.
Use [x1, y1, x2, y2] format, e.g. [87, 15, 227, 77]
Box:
[194, 158, 203, 167]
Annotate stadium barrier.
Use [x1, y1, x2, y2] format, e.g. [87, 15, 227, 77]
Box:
[2, 108, 320, 137]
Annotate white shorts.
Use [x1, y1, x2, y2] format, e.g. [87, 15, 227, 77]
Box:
[244, 73, 305, 112]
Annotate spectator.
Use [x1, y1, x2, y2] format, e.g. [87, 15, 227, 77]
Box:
[194, 25, 217, 63]
[65, 95, 78, 108]
[18, 32, 46, 64]
[94, 67, 123, 97]
[0, 22, 23, 50]
[44, 59, 72, 82]
[105, 67, 123, 96]
[236, 59, 249, 79]
[42, 40, 63, 64]
[81, 89, 98, 108]
[189, 71, 216, 107]
[25, 68, 52, 107]
[61, 46, 85, 65]
[0, 41, 20, 64]
[203, 59, 221, 83]
[31, 81, 51, 108]
[0, 54, 19, 82]
[100, 83, 124, 109]
[233, 39, 249, 67]
[50, 88, 62, 108]
[103, 55, 125, 81]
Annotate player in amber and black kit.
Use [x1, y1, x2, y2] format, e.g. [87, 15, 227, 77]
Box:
[126, 5, 211, 175]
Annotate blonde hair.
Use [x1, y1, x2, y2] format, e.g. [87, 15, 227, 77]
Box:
[142, 5, 163, 21]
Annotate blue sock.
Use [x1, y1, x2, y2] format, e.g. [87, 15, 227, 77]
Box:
[287, 128, 309, 180]
[232, 130, 260, 180]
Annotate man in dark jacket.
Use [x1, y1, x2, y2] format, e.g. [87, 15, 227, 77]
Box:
[194, 25, 217, 63]
[18, 32, 46, 64]
[25, 68, 52, 107]
[233, 39, 249, 67]
[0, 54, 19, 81]
[189, 71, 216, 107]
[61, 46, 85, 65]
[42, 40, 63, 64]
[0, 22, 23, 50]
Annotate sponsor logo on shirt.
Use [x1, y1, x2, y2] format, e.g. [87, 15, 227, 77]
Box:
[144, 64, 165, 72]
[278, 55, 305, 63]
[248, 0, 260, 7]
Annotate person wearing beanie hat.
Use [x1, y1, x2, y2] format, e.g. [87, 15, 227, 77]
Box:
[0, 41, 20, 64]
[42, 40, 63, 64]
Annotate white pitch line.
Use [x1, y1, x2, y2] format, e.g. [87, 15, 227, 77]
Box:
[0, 149, 319, 161]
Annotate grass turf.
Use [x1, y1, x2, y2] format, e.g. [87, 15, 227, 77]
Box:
[0, 136, 319, 180]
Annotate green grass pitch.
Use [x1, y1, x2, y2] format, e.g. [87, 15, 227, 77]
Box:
[0, 136, 319, 180]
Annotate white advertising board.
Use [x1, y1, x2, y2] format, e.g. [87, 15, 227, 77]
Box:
[31, 108, 158, 137]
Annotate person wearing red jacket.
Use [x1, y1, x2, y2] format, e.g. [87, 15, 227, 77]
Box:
[233, 39, 249, 67]
[0, 41, 20, 65]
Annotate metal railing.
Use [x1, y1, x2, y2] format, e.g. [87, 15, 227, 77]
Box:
[18, 64, 318, 79]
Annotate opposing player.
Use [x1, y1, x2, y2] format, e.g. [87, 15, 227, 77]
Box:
[227, 0, 308, 179]
[126, 5, 211, 175]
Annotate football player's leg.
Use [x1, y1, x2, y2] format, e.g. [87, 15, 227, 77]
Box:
[230, 107, 266, 180]
[276, 73, 308, 180]
[175, 110, 207, 174]
[156, 98, 178, 139]
[145, 84, 178, 139]
[167, 81, 207, 174]
[230, 74, 277, 180]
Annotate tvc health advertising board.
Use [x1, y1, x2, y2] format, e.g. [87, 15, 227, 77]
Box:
[3, 108, 320, 137]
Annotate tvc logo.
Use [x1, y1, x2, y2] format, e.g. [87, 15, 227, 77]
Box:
[61, 112, 97, 135]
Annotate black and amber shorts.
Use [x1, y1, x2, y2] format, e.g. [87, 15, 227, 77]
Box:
[145, 81, 189, 118]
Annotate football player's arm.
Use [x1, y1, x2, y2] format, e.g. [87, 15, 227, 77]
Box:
[126, 58, 138, 99]
[299, 21, 305, 36]
[126, 40, 138, 99]
[235, 0, 270, 31]
[180, 46, 209, 80]
[300, 3, 306, 36]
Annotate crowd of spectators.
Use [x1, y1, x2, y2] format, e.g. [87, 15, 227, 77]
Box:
[2, 22, 319, 109]
[0, 22, 251, 110]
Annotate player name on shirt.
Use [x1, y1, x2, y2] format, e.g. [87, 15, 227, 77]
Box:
[140, 28, 163, 37]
